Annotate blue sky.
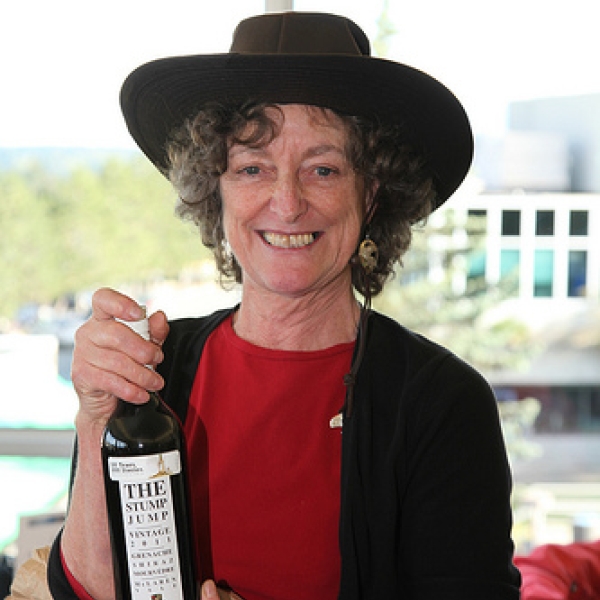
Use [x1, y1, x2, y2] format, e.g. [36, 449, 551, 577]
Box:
[2, 0, 598, 148]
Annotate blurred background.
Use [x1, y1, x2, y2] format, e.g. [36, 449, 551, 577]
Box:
[1, 0, 599, 592]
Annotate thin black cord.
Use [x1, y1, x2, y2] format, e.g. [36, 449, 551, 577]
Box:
[343, 298, 371, 419]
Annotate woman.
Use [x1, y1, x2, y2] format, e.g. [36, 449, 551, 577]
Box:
[44, 11, 520, 600]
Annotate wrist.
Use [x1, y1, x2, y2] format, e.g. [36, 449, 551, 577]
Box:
[74, 404, 114, 437]
[73, 412, 110, 467]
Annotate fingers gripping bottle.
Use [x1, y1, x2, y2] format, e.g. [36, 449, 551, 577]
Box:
[101, 308, 197, 600]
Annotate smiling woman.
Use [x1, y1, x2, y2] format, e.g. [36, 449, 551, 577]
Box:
[217, 105, 366, 319]
[36, 10, 521, 600]
[169, 102, 434, 299]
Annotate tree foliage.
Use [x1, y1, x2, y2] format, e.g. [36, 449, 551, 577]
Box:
[0, 156, 206, 320]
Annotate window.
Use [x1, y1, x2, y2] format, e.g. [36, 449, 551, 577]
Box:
[467, 209, 487, 236]
[536, 210, 554, 236]
[500, 249, 520, 295]
[570, 211, 589, 236]
[534, 250, 554, 297]
[501, 210, 520, 236]
[467, 250, 486, 281]
[568, 251, 587, 297]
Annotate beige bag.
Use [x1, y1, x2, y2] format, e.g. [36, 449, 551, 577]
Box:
[6, 547, 52, 600]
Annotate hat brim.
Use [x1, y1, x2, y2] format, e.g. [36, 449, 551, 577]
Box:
[120, 53, 473, 207]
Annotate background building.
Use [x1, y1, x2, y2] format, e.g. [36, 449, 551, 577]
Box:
[447, 93, 600, 433]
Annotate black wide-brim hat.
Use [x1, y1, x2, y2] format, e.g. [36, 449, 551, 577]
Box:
[121, 11, 473, 208]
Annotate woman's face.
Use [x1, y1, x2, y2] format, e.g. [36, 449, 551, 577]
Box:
[220, 104, 367, 300]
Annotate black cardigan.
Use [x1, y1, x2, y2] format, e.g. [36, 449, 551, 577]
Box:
[49, 308, 521, 599]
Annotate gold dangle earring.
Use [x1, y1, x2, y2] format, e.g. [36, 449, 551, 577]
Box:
[222, 238, 235, 270]
[358, 231, 379, 274]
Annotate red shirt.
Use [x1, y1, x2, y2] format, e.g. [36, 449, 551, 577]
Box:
[63, 315, 352, 599]
[184, 316, 353, 599]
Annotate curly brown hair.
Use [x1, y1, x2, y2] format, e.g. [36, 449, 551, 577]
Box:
[166, 102, 436, 297]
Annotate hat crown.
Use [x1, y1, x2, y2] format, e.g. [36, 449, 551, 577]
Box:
[121, 11, 473, 207]
[230, 12, 371, 57]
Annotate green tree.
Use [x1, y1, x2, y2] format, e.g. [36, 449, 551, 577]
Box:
[373, 0, 396, 58]
[0, 170, 62, 313]
[0, 157, 207, 320]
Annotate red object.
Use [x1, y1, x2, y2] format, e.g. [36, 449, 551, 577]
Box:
[515, 540, 600, 599]
[184, 316, 352, 599]
[61, 548, 94, 600]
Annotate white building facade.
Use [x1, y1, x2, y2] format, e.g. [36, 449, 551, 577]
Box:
[436, 94, 600, 432]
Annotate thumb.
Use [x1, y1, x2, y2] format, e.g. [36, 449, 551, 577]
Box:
[201, 580, 243, 600]
[201, 580, 219, 599]
[148, 309, 169, 346]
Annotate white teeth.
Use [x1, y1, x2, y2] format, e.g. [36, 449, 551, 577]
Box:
[263, 232, 316, 248]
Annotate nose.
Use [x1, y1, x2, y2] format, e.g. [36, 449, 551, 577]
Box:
[269, 172, 307, 223]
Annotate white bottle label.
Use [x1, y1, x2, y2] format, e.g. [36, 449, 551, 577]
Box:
[109, 451, 184, 600]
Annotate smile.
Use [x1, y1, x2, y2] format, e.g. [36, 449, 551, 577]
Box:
[262, 232, 318, 248]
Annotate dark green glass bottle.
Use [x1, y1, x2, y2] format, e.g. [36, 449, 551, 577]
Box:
[101, 309, 197, 600]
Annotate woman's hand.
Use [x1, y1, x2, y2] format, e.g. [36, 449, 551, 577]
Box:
[201, 580, 244, 599]
[70, 287, 169, 429]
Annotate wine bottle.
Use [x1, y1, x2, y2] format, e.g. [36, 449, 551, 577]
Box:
[101, 308, 197, 600]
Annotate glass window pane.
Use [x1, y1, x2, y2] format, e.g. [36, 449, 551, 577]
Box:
[467, 250, 486, 279]
[467, 209, 487, 236]
[468, 209, 487, 218]
[570, 211, 589, 236]
[500, 249, 520, 295]
[502, 210, 520, 236]
[568, 250, 587, 297]
[536, 210, 554, 236]
[534, 250, 554, 297]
